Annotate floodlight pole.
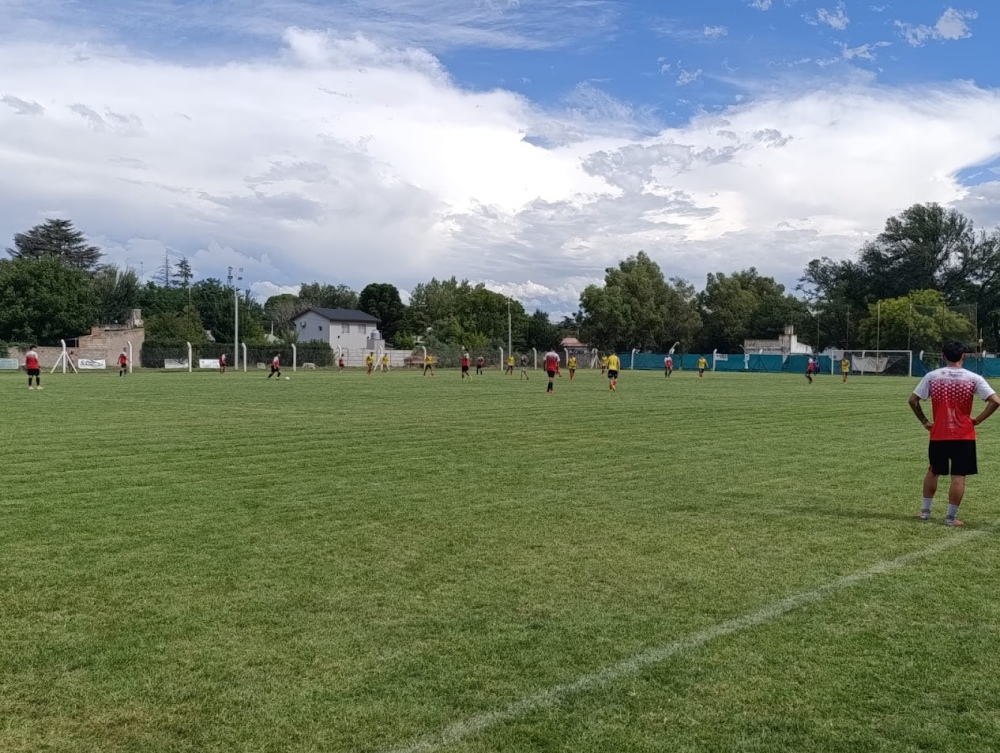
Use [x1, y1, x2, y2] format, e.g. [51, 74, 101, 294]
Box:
[507, 298, 512, 363]
[234, 291, 239, 370]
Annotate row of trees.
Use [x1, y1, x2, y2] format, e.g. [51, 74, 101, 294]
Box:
[3, 203, 998, 354]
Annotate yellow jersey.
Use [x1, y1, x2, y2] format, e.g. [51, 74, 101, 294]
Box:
[698, 358, 708, 370]
[382, 356, 389, 364]
[366, 355, 374, 365]
[425, 356, 433, 365]
[841, 359, 850, 373]
[568, 357, 577, 369]
[600, 357, 608, 367]
[507, 356, 515, 366]
[607, 355, 620, 371]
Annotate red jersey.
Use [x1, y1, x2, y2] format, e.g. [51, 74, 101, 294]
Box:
[220, 354, 226, 365]
[914, 367, 996, 441]
[25, 351, 39, 370]
[461, 355, 470, 367]
[544, 352, 559, 372]
[272, 357, 280, 367]
[119, 354, 128, 366]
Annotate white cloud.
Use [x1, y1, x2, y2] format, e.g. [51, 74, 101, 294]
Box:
[816, 3, 850, 31]
[840, 41, 891, 61]
[2, 29, 1000, 304]
[895, 7, 977, 47]
[703, 25, 728, 38]
[676, 69, 703, 86]
[749, 0, 774, 9]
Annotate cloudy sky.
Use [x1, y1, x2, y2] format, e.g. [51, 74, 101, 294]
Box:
[2, 1, 999, 312]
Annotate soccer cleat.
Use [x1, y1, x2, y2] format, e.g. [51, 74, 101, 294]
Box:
[28, 386, 33, 390]
[36, 386, 43, 390]
[918, 512, 931, 521]
[944, 518, 965, 527]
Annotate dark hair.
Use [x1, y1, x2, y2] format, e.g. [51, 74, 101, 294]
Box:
[942, 341, 966, 364]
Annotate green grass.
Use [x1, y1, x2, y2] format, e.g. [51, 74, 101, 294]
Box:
[3, 367, 1000, 753]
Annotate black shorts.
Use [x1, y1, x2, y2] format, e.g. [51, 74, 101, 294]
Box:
[271, 365, 280, 373]
[27, 368, 40, 377]
[462, 365, 469, 373]
[928, 440, 978, 477]
[546, 369, 556, 378]
[608, 370, 618, 379]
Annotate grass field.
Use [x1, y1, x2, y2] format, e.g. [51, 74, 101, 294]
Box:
[3, 366, 1000, 753]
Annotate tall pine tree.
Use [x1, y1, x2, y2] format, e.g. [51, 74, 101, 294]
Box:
[7, 219, 102, 271]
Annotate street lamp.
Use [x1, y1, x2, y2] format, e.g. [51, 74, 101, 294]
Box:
[228, 266, 243, 368]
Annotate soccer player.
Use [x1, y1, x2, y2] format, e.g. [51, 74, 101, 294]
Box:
[607, 352, 620, 391]
[697, 355, 708, 379]
[461, 350, 471, 380]
[805, 356, 815, 385]
[568, 355, 577, 380]
[118, 349, 129, 377]
[338, 357, 345, 371]
[366, 351, 375, 376]
[600, 355, 608, 375]
[544, 349, 560, 393]
[506, 354, 515, 375]
[665, 354, 673, 377]
[268, 354, 281, 379]
[841, 356, 850, 383]
[381, 353, 390, 372]
[220, 353, 227, 374]
[520, 354, 530, 380]
[25, 345, 41, 390]
[908, 341, 1000, 526]
[476, 355, 485, 375]
[423, 353, 434, 376]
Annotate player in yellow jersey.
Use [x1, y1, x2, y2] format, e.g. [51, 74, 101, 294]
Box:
[697, 355, 708, 379]
[506, 355, 515, 375]
[568, 355, 577, 380]
[423, 354, 434, 376]
[600, 355, 608, 375]
[366, 351, 375, 376]
[607, 353, 620, 391]
[841, 357, 850, 383]
[381, 353, 390, 372]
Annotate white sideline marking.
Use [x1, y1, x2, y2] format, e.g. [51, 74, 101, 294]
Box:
[382, 527, 992, 753]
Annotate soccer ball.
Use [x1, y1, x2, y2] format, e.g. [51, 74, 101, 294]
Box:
[285, 376, 290, 380]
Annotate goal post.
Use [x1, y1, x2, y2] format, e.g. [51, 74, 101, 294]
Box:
[841, 349, 913, 377]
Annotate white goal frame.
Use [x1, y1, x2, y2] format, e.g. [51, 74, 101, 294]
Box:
[839, 349, 913, 377]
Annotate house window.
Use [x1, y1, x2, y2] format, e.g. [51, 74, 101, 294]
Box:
[341, 323, 350, 334]
[300, 321, 306, 328]
[358, 324, 367, 335]
[318, 325, 323, 331]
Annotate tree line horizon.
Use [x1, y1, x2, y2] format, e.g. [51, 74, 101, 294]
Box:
[2, 202, 998, 356]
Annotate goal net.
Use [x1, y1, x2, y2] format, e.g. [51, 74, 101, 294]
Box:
[840, 349, 913, 377]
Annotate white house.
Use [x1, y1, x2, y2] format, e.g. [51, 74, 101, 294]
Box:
[744, 325, 813, 355]
[292, 308, 382, 354]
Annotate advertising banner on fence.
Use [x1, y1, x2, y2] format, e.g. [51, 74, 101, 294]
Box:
[78, 359, 106, 370]
[198, 359, 220, 369]
[164, 359, 189, 370]
[0, 358, 18, 370]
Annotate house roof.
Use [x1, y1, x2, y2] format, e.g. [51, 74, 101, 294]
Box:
[293, 307, 380, 324]
[560, 337, 588, 348]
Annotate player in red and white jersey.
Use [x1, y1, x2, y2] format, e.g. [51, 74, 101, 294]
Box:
[268, 354, 281, 379]
[461, 351, 471, 380]
[25, 346, 42, 390]
[219, 353, 227, 374]
[909, 341, 1000, 526]
[118, 350, 128, 377]
[544, 349, 560, 394]
[665, 355, 673, 377]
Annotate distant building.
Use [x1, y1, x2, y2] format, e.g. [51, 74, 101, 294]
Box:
[744, 325, 813, 355]
[292, 307, 382, 352]
[560, 337, 590, 355]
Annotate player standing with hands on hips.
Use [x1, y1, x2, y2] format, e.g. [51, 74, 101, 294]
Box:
[25, 346, 41, 390]
[908, 341, 1000, 526]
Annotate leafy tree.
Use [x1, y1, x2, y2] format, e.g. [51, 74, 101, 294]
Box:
[404, 277, 527, 347]
[0, 257, 98, 343]
[299, 282, 358, 310]
[191, 279, 234, 341]
[858, 290, 976, 352]
[145, 305, 210, 346]
[525, 309, 561, 350]
[359, 283, 406, 341]
[137, 281, 188, 317]
[698, 268, 810, 352]
[93, 266, 141, 325]
[263, 293, 302, 338]
[579, 252, 701, 352]
[7, 219, 102, 271]
[175, 257, 194, 290]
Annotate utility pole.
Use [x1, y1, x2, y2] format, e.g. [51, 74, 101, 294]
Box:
[507, 298, 513, 360]
[229, 266, 243, 368]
